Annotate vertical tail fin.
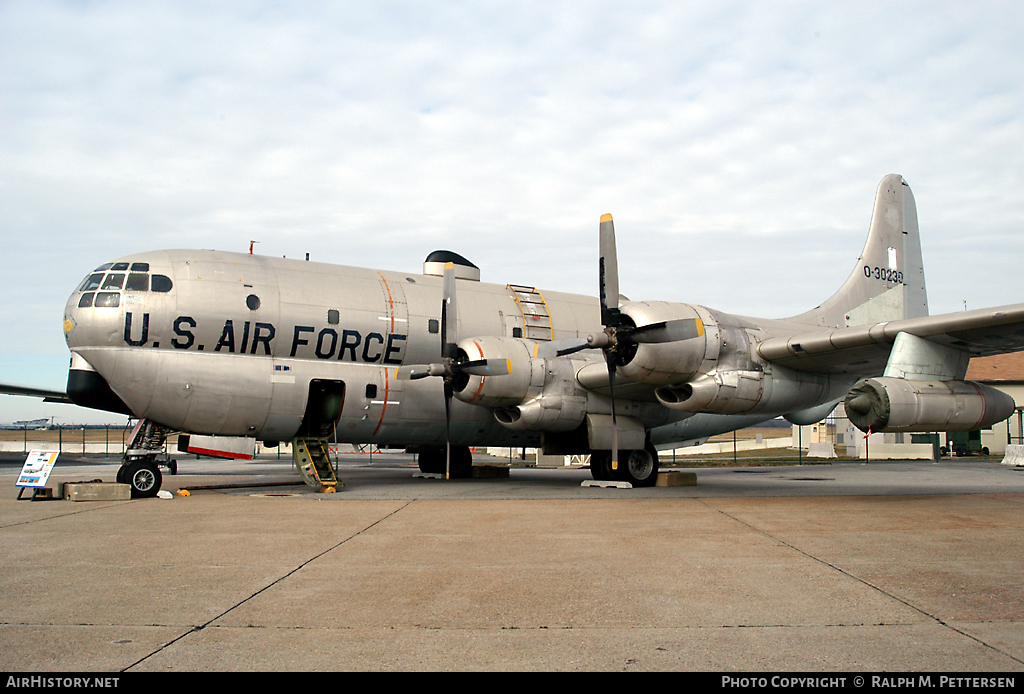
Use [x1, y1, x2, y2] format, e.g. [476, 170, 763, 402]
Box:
[788, 174, 928, 328]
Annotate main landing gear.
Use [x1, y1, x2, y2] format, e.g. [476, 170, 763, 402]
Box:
[590, 444, 660, 487]
[417, 445, 473, 478]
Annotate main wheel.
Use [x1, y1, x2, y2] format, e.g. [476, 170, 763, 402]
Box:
[447, 446, 473, 479]
[418, 446, 472, 477]
[125, 461, 162, 498]
[590, 451, 615, 481]
[418, 447, 445, 474]
[618, 447, 659, 487]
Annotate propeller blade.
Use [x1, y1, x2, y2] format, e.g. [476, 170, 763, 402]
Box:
[444, 381, 453, 479]
[441, 262, 459, 359]
[534, 338, 593, 359]
[605, 350, 619, 471]
[629, 317, 704, 344]
[457, 358, 512, 376]
[599, 214, 621, 328]
[394, 364, 445, 380]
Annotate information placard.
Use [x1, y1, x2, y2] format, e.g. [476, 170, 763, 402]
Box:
[16, 450, 60, 489]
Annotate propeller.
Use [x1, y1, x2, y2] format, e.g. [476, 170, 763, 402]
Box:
[394, 262, 511, 478]
[539, 214, 704, 471]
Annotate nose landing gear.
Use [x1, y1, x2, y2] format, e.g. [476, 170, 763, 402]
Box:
[118, 419, 173, 498]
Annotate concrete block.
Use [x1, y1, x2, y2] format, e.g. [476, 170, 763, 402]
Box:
[656, 472, 697, 487]
[64, 483, 131, 502]
[1002, 445, 1024, 467]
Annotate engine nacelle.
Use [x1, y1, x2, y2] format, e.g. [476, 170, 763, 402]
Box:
[453, 336, 590, 433]
[493, 394, 588, 433]
[655, 370, 766, 415]
[654, 363, 841, 417]
[616, 302, 711, 385]
[453, 336, 537, 408]
[844, 377, 1016, 433]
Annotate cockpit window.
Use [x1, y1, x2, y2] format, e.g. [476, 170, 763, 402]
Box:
[101, 273, 125, 290]
[125, 273, 149, 291]
[94, 292, 120, 308]
[75, 261, 171, 307]
[151, 274, 173, 292]
[78, 273, 104, 292]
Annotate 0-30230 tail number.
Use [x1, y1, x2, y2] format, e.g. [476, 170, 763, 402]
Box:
[864, 265, 904, 284]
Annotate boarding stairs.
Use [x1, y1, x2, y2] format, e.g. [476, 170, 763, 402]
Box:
[292, 437, 342, 491]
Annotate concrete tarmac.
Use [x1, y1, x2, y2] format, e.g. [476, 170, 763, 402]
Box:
[2, 452, 1024, 672]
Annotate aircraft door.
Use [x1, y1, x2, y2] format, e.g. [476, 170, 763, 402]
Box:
[298, 379, 346, 439]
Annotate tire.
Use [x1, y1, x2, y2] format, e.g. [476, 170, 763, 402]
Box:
[126, 461, 162, 498]
[418, 447, 444, 474]
[447, 446, 473, 479]
[590, 451, 614, 481]
[618, 447, 659, 487]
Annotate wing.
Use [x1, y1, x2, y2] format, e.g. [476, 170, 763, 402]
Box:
[0, 384, 73, 404]
[757, 303, 1024, 375]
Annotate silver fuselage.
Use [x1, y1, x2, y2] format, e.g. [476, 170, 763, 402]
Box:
[63, 249, 855, 449]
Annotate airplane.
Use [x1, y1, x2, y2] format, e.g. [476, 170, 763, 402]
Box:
[5, 173, 1024, 498]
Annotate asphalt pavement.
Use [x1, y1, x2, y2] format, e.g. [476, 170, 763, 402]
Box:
[2, 452, 1023, 672]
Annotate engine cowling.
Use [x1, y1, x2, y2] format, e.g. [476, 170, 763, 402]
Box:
[453, 336, 589, 433]
[615, 302, 711, 385]
[844, 377, 1015, 433]
[655, 370, 766, 414]
[452, 336, 537, 408]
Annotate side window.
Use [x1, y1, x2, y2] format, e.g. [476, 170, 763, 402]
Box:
[125, 273, 149, 291]
[151, 275, 173, 292]
[78, 293, 95, 308]
[101, 273, 125, 290]
[94, 292, 120, 308]
[79, 273, 104, 292]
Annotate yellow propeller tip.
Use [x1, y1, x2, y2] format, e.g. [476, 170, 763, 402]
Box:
[600, 213, 613, 222]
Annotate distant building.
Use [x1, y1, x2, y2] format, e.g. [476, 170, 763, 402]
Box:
[12, 418, 49, 429]
[965, 352, 1024, 453]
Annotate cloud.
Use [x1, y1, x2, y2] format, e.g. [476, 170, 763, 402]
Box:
[2, 1, 1022, 422]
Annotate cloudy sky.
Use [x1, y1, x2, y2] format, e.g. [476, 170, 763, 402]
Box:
[2, 1, 1022, 424]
